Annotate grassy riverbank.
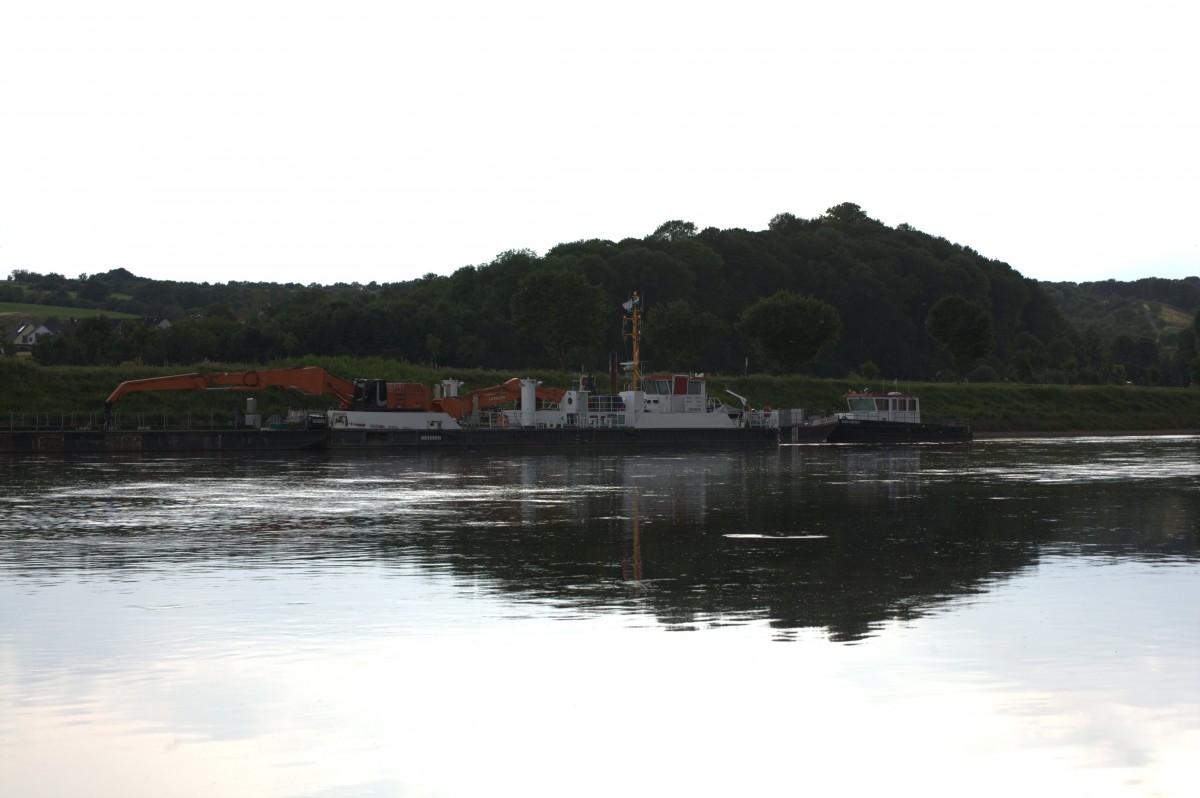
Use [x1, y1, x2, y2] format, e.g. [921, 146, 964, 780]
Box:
[709, 374, 1199, 434]
[2, 357, 1197, 434]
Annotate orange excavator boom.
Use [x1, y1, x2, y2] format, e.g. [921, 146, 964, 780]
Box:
[433, 378, 566, 420]
[103, 367, 563, 425]
[104, 366, 358, 414]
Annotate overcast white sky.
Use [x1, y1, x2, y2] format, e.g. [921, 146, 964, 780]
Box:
[2, 1, 1197, 287]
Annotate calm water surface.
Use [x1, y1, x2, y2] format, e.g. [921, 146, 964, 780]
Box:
[1, 437, 1198, 797]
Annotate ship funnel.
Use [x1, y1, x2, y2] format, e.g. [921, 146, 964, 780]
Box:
[520, 379, 539, 427]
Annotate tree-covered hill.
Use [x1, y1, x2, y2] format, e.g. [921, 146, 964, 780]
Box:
[1040, 277, 1199, 387]
[3, 204, 1198, 386]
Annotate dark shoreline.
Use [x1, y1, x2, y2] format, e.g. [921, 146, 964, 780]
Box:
[972, 429, 1199, 439]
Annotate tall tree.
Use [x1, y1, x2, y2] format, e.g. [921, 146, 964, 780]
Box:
[737, 290, 842, 371]
[823, 202, 871, 224]
[768, 212, 800, 232]
[511, 269, 607, 370]
[644, 300, 725, 370]
[925, 295, 995, 378]
[650, 220, 697, 241]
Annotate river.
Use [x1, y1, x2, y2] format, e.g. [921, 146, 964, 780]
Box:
[1, 436, 1198, 797]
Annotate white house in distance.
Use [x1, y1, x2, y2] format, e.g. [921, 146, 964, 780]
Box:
[8, 317, 171, 354]
[9, 321, 60, 353]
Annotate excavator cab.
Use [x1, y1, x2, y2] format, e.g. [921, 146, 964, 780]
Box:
[352, 379, 390, 410]
[351, 378, 433, 411]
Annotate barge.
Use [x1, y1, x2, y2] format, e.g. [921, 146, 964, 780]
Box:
[324, 372, 780, 449]
[779, 390, 972, 443]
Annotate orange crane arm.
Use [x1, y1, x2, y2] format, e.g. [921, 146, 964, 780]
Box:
[104, 366, 358, 412]
[433, 378, 566, 420]
[535, 384, 567, 404]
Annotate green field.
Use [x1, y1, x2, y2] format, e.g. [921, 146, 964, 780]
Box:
[0, 302, 138, 320]
[2, 357, 1197, 434]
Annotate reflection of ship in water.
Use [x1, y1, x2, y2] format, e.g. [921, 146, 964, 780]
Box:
[842, 447, 923, 504]
[19, 441, 1191, 643]
[377, 447, 1054, 641]
[503, 453, 729, 589]
[209, 447, 1127, 640]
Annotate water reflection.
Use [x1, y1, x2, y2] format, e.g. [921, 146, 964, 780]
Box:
[2, 438, 1196, 642]
[1, 437, 1198, 797]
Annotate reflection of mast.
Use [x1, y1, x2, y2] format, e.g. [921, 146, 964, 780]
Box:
[622, 291, 642, 391]
[631, 490, 643, 582]
[613, 487, 644, 585]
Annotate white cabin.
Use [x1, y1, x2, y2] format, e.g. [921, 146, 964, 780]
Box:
[840, 392, 922, 424]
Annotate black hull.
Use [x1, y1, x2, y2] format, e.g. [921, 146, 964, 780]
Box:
[781, 419, 971, 444]
[0, 429, 329, 454]
[329, 426, 780, 449]
[2, 426, 780, 453]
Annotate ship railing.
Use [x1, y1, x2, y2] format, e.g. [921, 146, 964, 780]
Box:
[7, 411, 109, 431]
[743, 410, 777, 428]
[842, 410, 922, 424]
[587, 395, 625, 413]
[583, 412, 626, 428]
[3, 411, 249, 432]
[116, 411, 247, 431]
[776, 410, 838, 428]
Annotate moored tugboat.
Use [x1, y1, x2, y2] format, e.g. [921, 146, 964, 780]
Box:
[779, 390, 971, 443]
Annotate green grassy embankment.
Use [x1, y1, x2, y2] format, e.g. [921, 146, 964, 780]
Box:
[707, 374, 1199, 434]
[0, 303, 139, 320]
[1, 357, 1197, 434]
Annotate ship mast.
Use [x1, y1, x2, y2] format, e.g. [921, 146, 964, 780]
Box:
[622, 291, 642, 391]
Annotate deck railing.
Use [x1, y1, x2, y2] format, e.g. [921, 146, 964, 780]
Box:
[5, 411, 237, 432]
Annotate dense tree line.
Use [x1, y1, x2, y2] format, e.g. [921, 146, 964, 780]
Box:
[5, 204, 1198, 385]
[1041, 277, 1200, 385]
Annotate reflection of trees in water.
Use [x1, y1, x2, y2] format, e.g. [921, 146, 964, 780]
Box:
[5, 443, 1197, 642]
[386, 449, 1039, 641]
[401, 446, 1197, 641]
